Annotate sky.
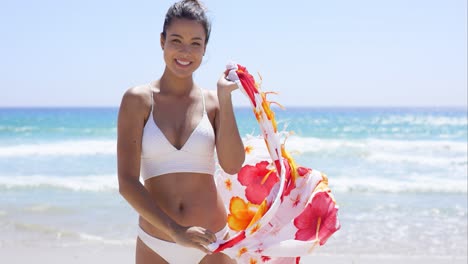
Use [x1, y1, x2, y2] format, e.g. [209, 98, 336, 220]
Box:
[0, 0, 466, 107]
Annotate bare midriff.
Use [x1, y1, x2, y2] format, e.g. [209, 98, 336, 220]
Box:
[139, 172, 227, 242]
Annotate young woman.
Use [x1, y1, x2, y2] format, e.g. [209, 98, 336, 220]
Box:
[117, 1, 244, 263]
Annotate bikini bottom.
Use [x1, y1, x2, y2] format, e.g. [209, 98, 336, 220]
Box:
[137, 225, 229, 264]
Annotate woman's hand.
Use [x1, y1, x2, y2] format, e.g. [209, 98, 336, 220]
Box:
[217, 73, 238, 99]
[170, 225, 217, 254]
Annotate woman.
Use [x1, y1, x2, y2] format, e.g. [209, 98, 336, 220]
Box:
[117, 0, 245, 263]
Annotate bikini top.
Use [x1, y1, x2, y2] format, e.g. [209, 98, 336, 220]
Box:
[140, 86, 216, 180]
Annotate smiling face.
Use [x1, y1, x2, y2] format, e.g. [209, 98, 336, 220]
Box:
[160, 18, 206, 79]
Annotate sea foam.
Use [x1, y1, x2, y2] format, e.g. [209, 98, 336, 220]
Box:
[0, 140, 116, 157]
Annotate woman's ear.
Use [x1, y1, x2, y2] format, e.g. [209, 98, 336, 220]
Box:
[160, 33, 165, 50]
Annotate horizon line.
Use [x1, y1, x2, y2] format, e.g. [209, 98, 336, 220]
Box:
[0, 105, 466, 109]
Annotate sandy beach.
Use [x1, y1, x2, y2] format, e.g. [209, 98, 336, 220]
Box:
[2, 243, 466, 264]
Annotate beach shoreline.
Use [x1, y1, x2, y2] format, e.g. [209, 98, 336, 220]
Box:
[2, 244, 466, 264]
[1, 107, 466, 263]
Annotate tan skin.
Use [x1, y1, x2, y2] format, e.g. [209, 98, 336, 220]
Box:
[117, 18, 245, 264]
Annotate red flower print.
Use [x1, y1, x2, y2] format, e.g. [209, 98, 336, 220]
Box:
[238, 161, 279, 205]
[283, 165, 311, 198]
[293, 191, 340, 245]
[281, 161, 295, 197]
[213, 231, 246, 253]
[236, 65, 258, 107]
[290, 194, 301, 207]
[297, 166, 311, 176]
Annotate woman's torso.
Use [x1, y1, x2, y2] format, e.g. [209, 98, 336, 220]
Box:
[139, 174, 227, 241]
[139, 84, 227, 241]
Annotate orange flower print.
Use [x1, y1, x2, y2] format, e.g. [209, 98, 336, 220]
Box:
[228, 197, 267, 232]
[225, 179, 232, 191]
[245, 145, 254, 154]
[227, 197, 258, 231]
[237, 247, 248, 257]
[254, 109, 262, 122]
[249, 223, 261, 235]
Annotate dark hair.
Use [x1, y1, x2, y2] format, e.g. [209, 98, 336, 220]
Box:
[162, 0, 211, 44]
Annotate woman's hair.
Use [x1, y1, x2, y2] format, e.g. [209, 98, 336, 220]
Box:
[162, 0, 211, 44]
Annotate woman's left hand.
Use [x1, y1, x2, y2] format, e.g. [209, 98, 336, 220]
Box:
[217, 73, 238, 97]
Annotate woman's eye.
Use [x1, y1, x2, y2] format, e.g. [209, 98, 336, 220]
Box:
[172, 39, 181, 43]
[192, 42, 201, 46]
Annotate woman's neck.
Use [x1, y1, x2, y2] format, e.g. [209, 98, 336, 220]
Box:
[159, 68, 196, 97]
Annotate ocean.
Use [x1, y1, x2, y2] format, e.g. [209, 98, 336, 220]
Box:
[0, 106, 466, 258]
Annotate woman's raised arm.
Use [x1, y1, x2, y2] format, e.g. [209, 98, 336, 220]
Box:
[214, 75, 246, 175]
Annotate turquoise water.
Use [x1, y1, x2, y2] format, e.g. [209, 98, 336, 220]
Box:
[0, 107, 466, 256]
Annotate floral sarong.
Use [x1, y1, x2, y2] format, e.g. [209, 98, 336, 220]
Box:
[210, 63, 340, 263]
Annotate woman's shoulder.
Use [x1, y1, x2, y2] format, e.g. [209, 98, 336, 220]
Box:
[202, 88, 217, 99]
[123, 84, 151, 99]
[202, 88, 219, 109]
[119, 84, 152, 113]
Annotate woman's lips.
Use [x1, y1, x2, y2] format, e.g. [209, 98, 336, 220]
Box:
[176, 59, 191, 66]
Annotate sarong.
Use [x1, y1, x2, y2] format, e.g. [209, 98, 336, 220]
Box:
[210, 63, 341, 263]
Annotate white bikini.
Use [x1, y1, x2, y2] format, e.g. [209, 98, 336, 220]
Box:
[140, 87, 216, 179]
[138, 86, 227, 263]
[138, 225, 229, 263]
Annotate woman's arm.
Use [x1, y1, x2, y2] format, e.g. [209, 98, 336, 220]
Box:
[214, 75, 246, 174]
[117, 88, 216, 253]
[117, 88, 179, 235]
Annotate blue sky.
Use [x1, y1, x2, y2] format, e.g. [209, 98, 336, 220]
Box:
[1, 0, 466, 107]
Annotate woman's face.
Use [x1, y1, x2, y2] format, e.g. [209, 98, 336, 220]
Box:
[161, 18, 207, 79]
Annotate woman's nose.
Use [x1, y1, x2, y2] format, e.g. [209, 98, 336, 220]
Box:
[179, 44, 190, 54]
